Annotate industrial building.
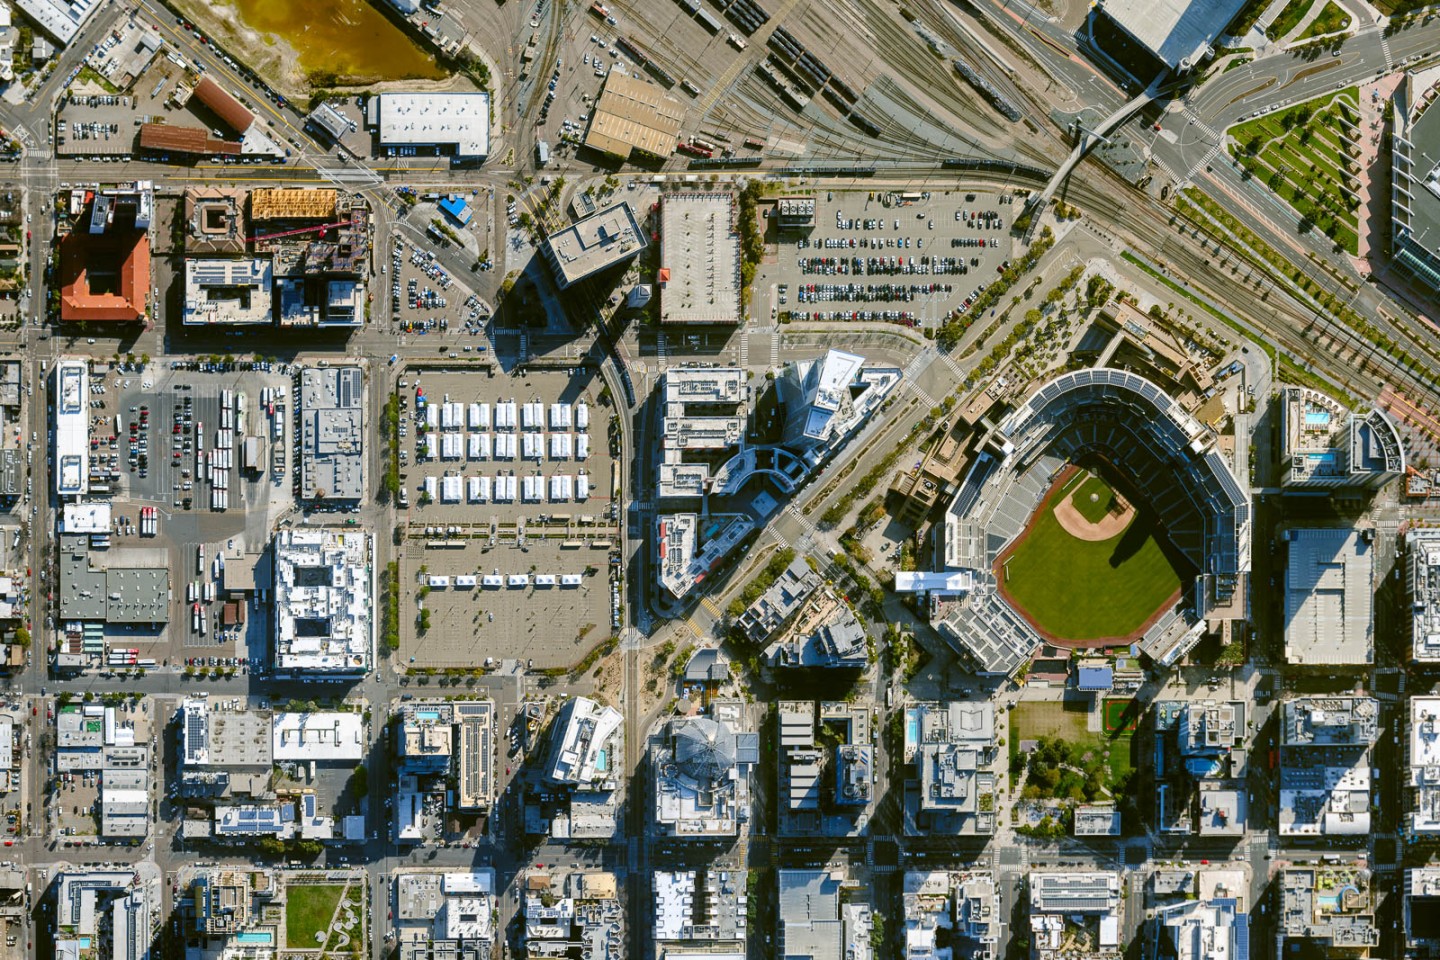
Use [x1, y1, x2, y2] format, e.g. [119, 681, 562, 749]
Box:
[56, 532, 170, 628]
[1279, 866, 1378, 953]
[185, 76, 283, 157]
[306, 101, 356, 143]
[1279, 387, 1405, 490]
[657, 366, 748, 500]
[1153, 699, 1248, 836]
[137, 122, 240, 159]
[182, 258, 274, 326]
[659, 193, 741, 325]
[541, 201, 648, 289]
[55, 867, 159, 960]
[653, 867, 746, 944]
[777, 869, 873, 960]
[655, 512, 752, 601]
[1278, 696, 1378, 839]
[1283, 528, 1375, 667]
[1408, 696, 1440, 840]
[52, 358, 87, 497]
[272, 711, 365, 761]
[55, 703, 152, 838]
[775, 196, 816, 230]
[902, 871, 999, 960]
[371, 93, 490, 162]
[1088, 0, 1246, 74]
[1029, 872, 1123, 960]
[395, 871, 497, 960]
[902, 701, 999, 836]
[583, 72, 684, 159]
[272, 527, 373, 676]
[298, 365, 366, 502]
[522, 871, 623, 960]
[651, 700, 757, 838]
[777, 701, 873, 836]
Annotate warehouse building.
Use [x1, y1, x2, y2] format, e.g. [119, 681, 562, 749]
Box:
[371, 92, 490, 162]
[583, 72, 684, 160]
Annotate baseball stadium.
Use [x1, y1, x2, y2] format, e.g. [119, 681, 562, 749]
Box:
[936, 369, 1251, 676]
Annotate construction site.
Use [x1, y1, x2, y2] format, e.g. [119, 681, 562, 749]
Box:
[179, 187, 371, 328]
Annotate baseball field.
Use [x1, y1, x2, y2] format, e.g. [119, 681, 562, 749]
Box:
[997, 468, 1188, 644]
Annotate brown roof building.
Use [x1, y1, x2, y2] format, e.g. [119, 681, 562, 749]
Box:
[191, 76, 255, 134]
[138, 123, 240, 157]
[583, 72, 684, 159]
[58, 229, 151, 323]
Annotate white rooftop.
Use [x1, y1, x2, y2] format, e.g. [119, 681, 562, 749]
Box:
[376, 92, 490, 159]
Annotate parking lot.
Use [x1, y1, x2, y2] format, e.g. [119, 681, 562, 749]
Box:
[751, 189, 1019, 331]
[388, 229, 493, 342]
[394, 364, 619, 669]
[396, 366, 617, 521]
[78, 361, 294, 663]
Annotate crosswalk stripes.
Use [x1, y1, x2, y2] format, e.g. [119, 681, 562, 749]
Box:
[907, 378, 937, 408]
[739, 330, 749, 367]
[1186, 139, 1226, 181]
[935, 348, 965, 385]
[1381, 29, 1394, 72]
[699, 596, 723, 618]
[682, 615, 707, 639]
[787, 504, 817, 538]
[770, 330, 780, 370]
[657, 330, 668, 368]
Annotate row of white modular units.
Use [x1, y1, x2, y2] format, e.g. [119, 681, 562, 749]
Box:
[426, 400, 590, 432]
[425, 573, 584, 588]
[421, 432, 591, 462]
[422, 472, 591, 503]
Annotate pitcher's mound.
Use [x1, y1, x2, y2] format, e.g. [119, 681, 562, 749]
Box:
[1054, 472, 1135, 542]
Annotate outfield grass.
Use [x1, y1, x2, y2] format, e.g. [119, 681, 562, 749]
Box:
[286, 884, 343, 947]
[1071, 474, 1117, 524]
[1000, 494, 1185, 643]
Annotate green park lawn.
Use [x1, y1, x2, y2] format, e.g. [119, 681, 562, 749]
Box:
[285, 884, 344, 948]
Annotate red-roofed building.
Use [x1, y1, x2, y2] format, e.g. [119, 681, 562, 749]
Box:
[58, 229, 150, 323]
[191, 76, 254, 134]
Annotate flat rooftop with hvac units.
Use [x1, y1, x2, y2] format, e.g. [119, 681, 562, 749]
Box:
[542, 201, 648, 289]
[272, 527, 373, 677]
[659, 193, 741, 325]
[583, 71, 684, 160]
[368, 93, 489, 162]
